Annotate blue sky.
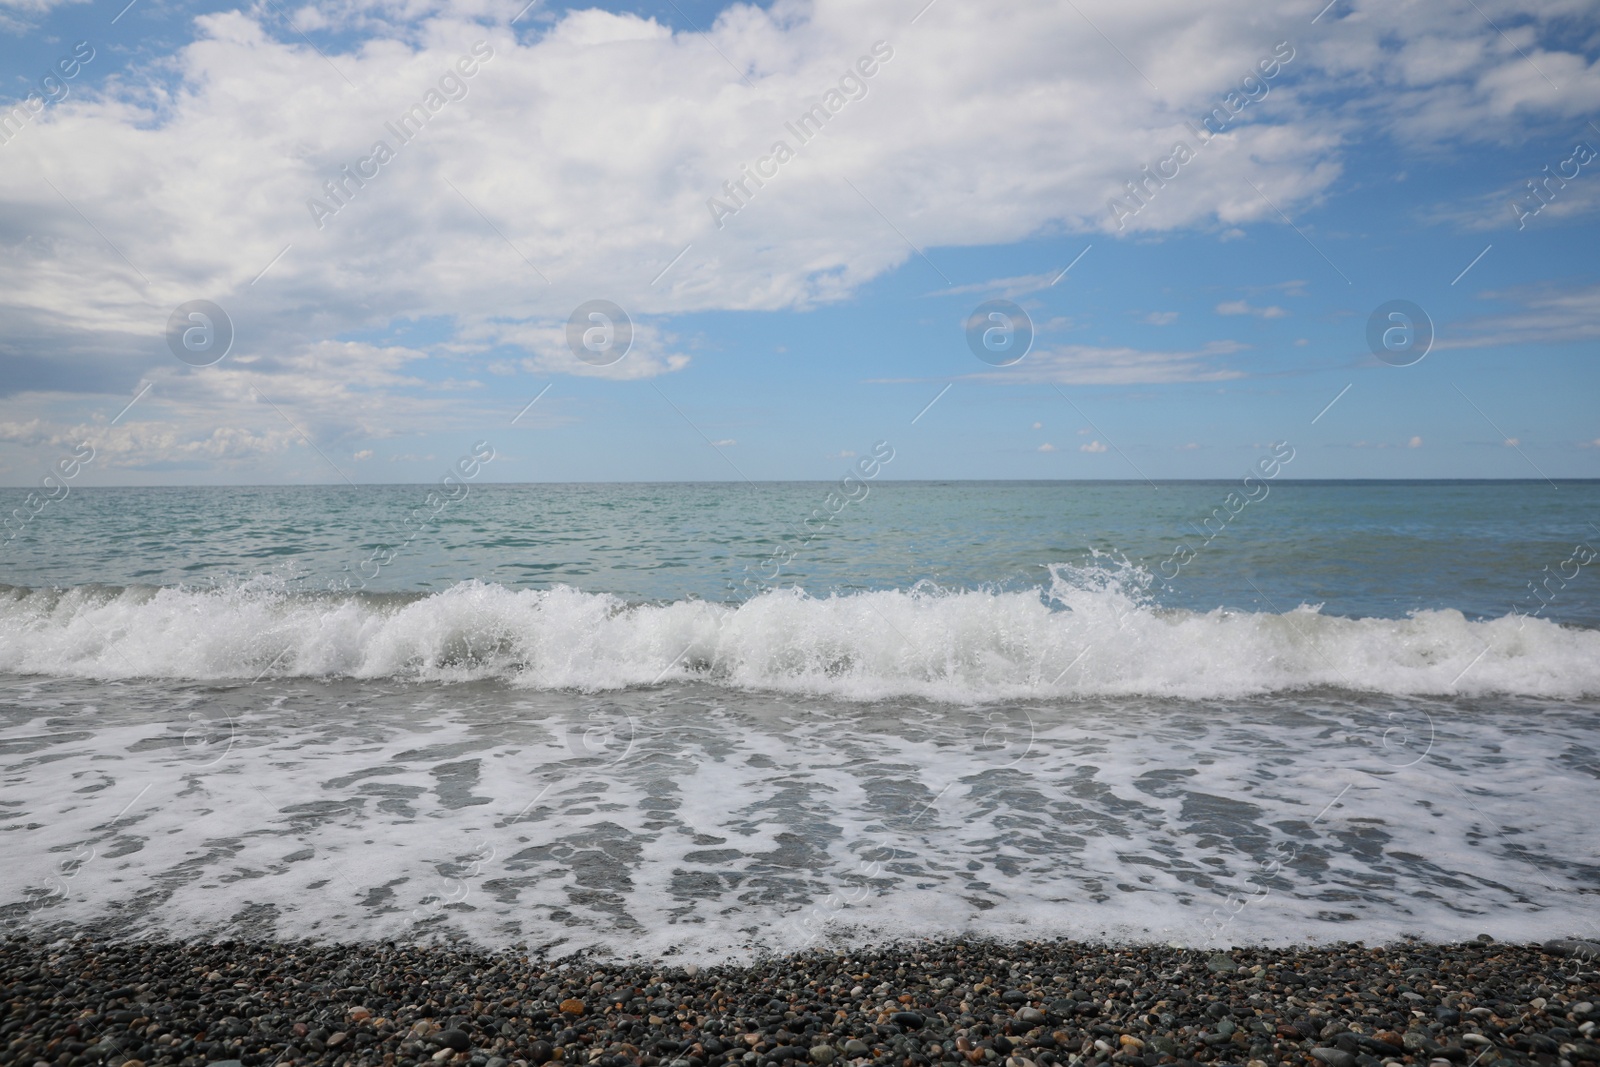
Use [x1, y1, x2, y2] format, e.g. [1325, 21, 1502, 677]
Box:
[0, 0, 1597, 484]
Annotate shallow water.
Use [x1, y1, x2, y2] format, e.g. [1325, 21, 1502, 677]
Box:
[3, 676, 1596, 959]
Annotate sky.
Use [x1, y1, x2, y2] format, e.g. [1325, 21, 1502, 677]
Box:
[0, 0, 1597, 484]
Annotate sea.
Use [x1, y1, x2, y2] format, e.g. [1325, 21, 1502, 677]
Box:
[1, 479, 1597, 961]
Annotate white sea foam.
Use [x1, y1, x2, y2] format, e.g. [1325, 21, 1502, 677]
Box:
[2, 566, 1598, 700]
[4, 681, 1596, 957]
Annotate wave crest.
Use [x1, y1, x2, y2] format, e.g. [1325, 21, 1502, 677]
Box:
[1, 570, 1596, 700]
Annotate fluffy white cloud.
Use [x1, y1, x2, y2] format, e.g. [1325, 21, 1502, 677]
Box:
[0, 0, 1596, 468]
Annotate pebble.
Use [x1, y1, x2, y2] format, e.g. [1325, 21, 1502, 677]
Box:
[1403, 1030, 1434, 1051]
[1546, 940, 1600, 960]
[1, 934, 1594, 1067]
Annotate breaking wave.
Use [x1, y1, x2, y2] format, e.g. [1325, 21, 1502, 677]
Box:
[1, 564, 1597, 701]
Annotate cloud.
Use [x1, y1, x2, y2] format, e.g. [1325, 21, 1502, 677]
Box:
[1441, 281, 1600, 349]
[0, 0, 1597, 479]
[826, 449, 857, 459]
[463, 319, 691, 381]
[1216, 300, 1289, 319]
[12, 0, 1582, 372]
[0, 0, 86, 33]
[0, 337, 548, 473]
[711, 438, 737, 447]
[936, 273, 1059, 300]
[1143, 311, 1179, 325]
[1079, 440, 1108, 453]
[1037, 442, 1057, 453]
[1338, 437, 1432, 450]
[0, 415, 300, 466]
[966, 340, 1247, 385]
[1426, 152, 1600, 233]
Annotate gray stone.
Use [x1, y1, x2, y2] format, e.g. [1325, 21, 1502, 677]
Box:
[1403, 1032, 1436, 1053]
[1017, 1007, 1045, 1025]
[1207, 954, 1238, 973]
[1311, 1048, 1357, 1067]
[844, 1040, 870, 1056]
[810, 1046, 836, 1065]
[1545, 940, 1600, 960]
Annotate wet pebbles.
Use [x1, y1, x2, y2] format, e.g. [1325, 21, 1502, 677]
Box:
[2, 935, 1597, 1067]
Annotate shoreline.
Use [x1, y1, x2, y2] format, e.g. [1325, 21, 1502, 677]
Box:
[3, 936, 1598, 1067]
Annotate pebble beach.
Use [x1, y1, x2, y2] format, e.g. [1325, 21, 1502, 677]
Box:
[4, 936, 1598, 1067]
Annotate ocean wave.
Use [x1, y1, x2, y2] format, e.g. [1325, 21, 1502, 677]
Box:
[1, 566, 1596, 700]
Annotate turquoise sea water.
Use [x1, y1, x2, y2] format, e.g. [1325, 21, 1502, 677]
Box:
[3, 479, 1598, 622]
[1, 479, 1598, 957]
